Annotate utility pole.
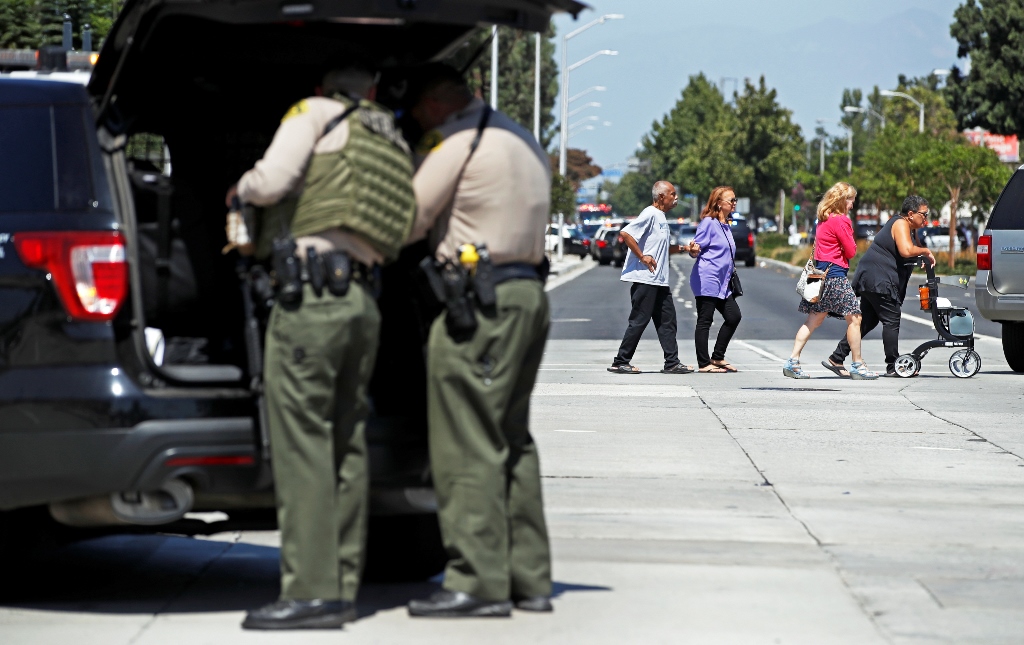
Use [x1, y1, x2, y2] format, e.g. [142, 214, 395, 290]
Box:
[533, 33, 541, 141]
[819, 136, 825, 174]
[490, 26, 499, 110]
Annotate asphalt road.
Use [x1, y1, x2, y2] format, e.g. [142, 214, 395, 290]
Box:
[548, 256, 1002, 343]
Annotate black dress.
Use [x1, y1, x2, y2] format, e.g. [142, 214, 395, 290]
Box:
[850, 216, 913, 303]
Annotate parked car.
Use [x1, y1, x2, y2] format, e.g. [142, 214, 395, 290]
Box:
[0, 0, 585, 577]
[729, 214, 757, 267]
[976, 165, 1024, 372]
[918, 226, 968, 252]
[591, 225, 626, 266]
[669, 223, 698, 247]
[545, 224, 589, 257]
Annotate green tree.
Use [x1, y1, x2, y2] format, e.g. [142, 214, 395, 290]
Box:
[0, 0, 42, 48]
[918, 138, 1011, 267]
[852, 127, 935, 213]
[948, 0, 1024, 136]
[734, 76, 805, 213]
[608, 171, 654, 218]
[641, 73, 728, 183]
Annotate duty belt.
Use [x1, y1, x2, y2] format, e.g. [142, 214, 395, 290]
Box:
[300, 249, 381, 299]
[492, 262, 544, 285]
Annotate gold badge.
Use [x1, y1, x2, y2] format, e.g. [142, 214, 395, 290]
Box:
[417, 129, 444, 156]
[281, 100, 308, 123]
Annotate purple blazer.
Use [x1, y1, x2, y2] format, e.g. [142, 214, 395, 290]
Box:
[689, 217, 735, 299]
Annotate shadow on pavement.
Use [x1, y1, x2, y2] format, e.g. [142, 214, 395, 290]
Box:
[0, 531, 611, 617]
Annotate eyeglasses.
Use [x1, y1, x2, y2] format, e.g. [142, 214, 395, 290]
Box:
[912, 209, 929, 219]
[720, 197, 738, 204]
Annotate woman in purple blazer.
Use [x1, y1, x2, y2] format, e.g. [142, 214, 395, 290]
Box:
[689, 186, 743, 372]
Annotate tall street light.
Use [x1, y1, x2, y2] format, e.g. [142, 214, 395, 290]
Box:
[880, 89, 924, 133]
[843, 105, 885, 129]
[533, 33, 541, 140]
[569, 115, 599, 131]
[490, 26, 499, 110]
[559, 13, 623, 176]
[817, 119, 854, 175]
[567, 101, 601, 118]
[569, 85, 606, 104]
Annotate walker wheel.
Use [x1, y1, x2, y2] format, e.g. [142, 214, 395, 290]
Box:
[949, 349, 981, 378]
[894, 354, 920, 378]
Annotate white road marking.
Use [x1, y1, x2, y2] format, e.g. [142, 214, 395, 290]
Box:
[552, 318, 591, 323]
[734, 340, 787, 362]
[545, 259, 598, 292]
[911, 446, 964, 451]
[533, 383, 698, 398]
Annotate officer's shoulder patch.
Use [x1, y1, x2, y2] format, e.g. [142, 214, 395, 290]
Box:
[281, 100, 309, 123]
[417, 129, 445, 156]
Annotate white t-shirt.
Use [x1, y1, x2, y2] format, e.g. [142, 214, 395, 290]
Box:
[619, 205, 671, 287]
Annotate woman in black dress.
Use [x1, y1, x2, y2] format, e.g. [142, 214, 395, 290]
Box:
[822, 195, 935, 378]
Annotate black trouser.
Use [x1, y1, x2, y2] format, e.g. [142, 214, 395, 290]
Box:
[613, 283, 679, 369]
[830, 291, 902, 369]
[694, 295, 742, 368]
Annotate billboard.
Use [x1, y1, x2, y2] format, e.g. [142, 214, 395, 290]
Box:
[963, 128, 1020, 163]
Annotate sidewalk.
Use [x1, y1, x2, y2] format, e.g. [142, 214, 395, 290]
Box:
[2, 338, 1021, 644]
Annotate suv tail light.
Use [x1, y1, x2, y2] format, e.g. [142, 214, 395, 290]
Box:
[14, 231, 127, 322]
[747, 232, 755, 247]
[597, 239, 607, 249]
[977, 235, 992, 270]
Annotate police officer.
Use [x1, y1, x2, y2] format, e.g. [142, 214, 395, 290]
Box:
[226, 64, 416, 630]
[405, 64, 553, 618]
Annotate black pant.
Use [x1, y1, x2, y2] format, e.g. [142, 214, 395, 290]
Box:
[613, 283, 679, 368]
[694, 295, 742, 368]
[830, 291, 902, 369]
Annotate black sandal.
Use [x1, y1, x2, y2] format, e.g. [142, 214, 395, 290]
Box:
[661, 364, 694, 374]
[820, 360, 850, 378]
[607, 364, 641, 374]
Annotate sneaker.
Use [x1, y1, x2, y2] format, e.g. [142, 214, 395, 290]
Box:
[783, 358, 809, 379]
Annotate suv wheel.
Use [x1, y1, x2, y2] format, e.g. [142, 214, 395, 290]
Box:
[1003, 322, 1024, 373]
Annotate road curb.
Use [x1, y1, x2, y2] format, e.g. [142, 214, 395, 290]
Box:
[757, 256, 803, 276]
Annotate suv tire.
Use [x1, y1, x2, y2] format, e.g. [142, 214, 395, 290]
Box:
[745, 256, 756, 267]
[1003, 322, 1024, 373]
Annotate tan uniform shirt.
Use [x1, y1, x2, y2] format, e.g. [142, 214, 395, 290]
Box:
[237, 96, 384, 267]
[411, 98, 551, 265]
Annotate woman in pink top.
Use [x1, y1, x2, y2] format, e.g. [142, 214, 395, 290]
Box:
[783, 182, 878, 380]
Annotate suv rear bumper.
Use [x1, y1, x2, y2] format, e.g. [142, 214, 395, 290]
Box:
[975, 270, 1024, 322]
[0, 416, 260, 511]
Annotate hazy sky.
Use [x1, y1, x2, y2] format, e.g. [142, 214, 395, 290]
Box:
[552, 0, 966, 171]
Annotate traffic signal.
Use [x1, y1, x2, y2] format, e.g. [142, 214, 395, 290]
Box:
[794, 204, 801, 211]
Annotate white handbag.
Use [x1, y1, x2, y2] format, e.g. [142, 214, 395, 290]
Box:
[795, 246, 829, 303]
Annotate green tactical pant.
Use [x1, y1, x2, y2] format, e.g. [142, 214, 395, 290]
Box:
[427, 278, 552, 602]
[264, 282, 380, 602]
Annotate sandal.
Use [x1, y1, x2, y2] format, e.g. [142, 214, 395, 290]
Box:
[711, 360, 737, 372]
[607, 364, 641, 374]
[783, 358, 809, 379]
[820, 360, 850, 378]
[849, 361, 879, 381]
[661, 363, 695, 374]
[698, 365, 728, 373]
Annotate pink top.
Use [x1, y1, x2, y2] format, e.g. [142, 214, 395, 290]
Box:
[814, 214, 857, 268]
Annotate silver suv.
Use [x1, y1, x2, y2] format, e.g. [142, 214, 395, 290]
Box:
[976, 165, 1024, 372]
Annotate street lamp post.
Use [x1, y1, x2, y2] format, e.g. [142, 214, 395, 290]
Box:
[558, 13, 623, 177]
[567, 101, 601, 118]
[843, 105, 885, 129]
[817, 118, 853, 174]
[490, 26, 499, 110]
[533, 33, 541, 141]
[568, 85, 606, 104]
[880, 90, 924, 133]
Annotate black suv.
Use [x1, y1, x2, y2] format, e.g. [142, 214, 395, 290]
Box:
[729, 214, 756, 267]
[0, 0, 584, 577]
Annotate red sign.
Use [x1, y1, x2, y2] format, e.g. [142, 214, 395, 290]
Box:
[963, 128, 1020, 163]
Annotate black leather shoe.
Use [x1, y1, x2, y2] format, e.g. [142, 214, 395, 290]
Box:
[241, 599, 356, 630]
[514, 596, 553, 612]
[408, 590, 512, 617]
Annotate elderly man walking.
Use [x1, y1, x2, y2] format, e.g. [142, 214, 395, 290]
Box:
[608, 181, 698, 374]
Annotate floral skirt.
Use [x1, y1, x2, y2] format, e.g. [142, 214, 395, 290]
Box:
[798, 276, 861, 319]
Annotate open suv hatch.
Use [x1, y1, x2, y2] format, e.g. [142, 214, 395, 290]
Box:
[0, 0, 584, 578]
